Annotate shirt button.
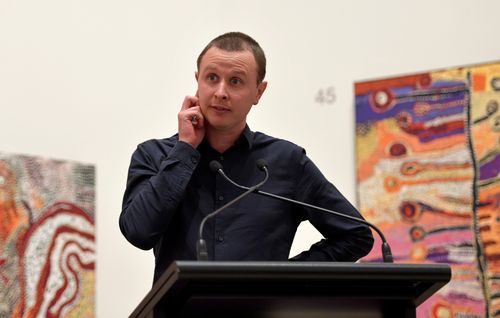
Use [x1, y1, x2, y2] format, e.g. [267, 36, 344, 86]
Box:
[191, 157, 198, 164]
[218, 195, 224, 201]
[217, 234, 224, 242]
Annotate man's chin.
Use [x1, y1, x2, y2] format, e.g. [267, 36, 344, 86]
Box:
[206, 120, 245, 134]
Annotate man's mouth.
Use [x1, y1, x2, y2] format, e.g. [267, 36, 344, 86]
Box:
[211, 105, 230, 112]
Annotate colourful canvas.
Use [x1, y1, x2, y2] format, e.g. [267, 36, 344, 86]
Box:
[0, 153, 95, 317]
[355, 62, 500, 317]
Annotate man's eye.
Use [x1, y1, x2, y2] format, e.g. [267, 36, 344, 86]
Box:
[207, 74, 217, 81]
[230, 78, 242, 85]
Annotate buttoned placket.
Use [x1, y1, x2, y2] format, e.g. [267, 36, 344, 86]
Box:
[212, 154, 226, 259]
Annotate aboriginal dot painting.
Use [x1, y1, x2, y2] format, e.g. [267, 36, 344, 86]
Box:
[0, 153, 95, 318]
[355, 61, 500, 318]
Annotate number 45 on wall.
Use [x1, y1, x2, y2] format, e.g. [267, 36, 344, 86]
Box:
[315, 86, 336, 106]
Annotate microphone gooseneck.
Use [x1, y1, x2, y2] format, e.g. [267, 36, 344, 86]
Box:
[197, 160, 269, 260]
[214, 161, 394, 263]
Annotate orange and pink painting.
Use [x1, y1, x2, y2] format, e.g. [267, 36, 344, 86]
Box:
[355, 62, 500, 317]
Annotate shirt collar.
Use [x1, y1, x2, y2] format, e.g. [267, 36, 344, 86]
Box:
[239, 125, 254, 149]
[198, 125, 254, 152]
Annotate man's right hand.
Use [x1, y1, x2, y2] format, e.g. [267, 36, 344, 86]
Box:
[178, 95, 205, 148]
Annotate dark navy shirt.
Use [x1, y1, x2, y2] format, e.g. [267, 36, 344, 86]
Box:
[119, 126, 374, 282]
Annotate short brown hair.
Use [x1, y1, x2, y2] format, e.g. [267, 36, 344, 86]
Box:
[197, 32, 266, 84]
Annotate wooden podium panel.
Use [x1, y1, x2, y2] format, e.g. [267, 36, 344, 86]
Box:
[130, 261, 451, 318]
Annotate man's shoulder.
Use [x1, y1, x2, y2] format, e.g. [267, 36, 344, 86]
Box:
[253, 131, 305, 153]
[138, 134, 178, 147]
[134, 134, 180, 157]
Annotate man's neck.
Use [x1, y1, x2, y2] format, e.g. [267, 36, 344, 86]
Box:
[205, 124, 245, 153]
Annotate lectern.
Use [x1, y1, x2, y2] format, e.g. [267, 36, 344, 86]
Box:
[130, 261, 451, 318]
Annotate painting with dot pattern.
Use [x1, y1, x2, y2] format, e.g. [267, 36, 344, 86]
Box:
[355, 61, 500, 317]
[0, 154, 95, 317]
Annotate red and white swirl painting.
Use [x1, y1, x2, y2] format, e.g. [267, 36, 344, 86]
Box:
[0, 154, 95, 318]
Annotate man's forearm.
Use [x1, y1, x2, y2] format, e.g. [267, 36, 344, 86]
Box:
[119, 141, 199, 250]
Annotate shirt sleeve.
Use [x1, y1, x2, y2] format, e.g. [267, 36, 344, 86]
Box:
[289, 150, 374, 262]
[119, 140, 200, 250]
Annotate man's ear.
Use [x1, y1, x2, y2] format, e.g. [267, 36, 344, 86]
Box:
[253, 81, 268, 105]
[195, 71, 199, 81]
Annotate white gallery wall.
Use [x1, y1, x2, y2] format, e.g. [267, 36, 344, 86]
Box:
[1, 0, 499, 317]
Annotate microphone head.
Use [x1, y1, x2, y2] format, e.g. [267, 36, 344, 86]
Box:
[256, 159, 268, 171]
[209, 160, 223, 173]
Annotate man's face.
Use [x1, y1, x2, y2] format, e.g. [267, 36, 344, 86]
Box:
[196, 47, 267, 133]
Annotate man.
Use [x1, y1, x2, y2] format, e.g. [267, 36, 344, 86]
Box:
[119, 32, 374, 284]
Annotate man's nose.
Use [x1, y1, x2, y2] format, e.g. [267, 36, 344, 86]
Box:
[214, 82, 228, 100]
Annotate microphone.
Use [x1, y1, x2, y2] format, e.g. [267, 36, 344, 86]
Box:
[196, 160, 269, 260]
[214, 160, 394, 263]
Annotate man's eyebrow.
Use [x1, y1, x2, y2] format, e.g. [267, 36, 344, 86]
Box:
[204, 65, 218, 71]
[230, 69, 248, 77]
